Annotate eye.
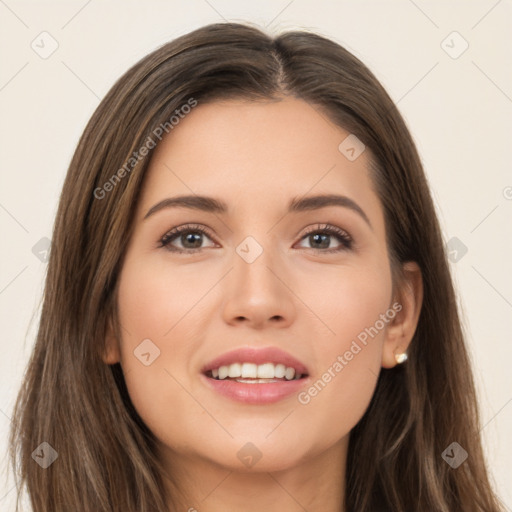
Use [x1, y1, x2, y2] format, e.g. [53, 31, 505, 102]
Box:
[158, 222, 353, 254]
[159, 224, 217, 253]
[295, 223, 353, 252]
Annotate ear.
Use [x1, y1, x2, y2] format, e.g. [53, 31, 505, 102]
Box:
[101, 316, 121, 365]
[381, 261, 423, 369]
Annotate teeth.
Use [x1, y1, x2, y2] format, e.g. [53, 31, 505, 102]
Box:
[257, 363, 274, 378]
[241, 362, 257, 378]
[210, 362, 303, 381]
[228, 362, 242, 378]
[284, 366, 295, 380]
[274, 364, 286, 378]
[218, 366, 228, 379]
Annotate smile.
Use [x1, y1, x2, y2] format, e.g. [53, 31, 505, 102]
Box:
[206, 362, 305, 381]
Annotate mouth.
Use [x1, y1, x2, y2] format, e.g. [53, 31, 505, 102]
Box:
[200, 347, 310, 404]
[204, 362, 308, 383]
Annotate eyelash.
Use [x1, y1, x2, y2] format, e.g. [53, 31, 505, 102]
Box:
[158, 223, 353, 254]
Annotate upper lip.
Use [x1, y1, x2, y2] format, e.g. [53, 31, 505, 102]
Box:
[201, 346, 309, 375]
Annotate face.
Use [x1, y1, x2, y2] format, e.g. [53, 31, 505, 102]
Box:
[105, 97, 404, 474]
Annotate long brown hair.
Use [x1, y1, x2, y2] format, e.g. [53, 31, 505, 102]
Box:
[9, 21, 505, 511]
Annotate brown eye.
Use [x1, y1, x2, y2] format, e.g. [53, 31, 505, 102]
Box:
[296, 224, 353, 252]
[159, 224, 216, 253]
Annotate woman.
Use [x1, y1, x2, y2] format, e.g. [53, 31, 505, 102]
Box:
[9, 21, 505, 512]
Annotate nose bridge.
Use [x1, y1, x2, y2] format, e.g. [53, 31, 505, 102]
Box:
[235, 235, 276, 287]
[221, 231, 295, 327]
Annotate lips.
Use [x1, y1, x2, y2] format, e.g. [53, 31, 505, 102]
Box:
[201, 346, 309, 377]
[200, 347, 310, 403]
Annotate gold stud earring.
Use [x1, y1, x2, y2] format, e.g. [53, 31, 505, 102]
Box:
[394, 352, 408, 364]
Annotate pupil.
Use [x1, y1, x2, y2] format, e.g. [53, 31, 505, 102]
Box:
[183, 233, 201, 248]
[312, 233, 328, 248]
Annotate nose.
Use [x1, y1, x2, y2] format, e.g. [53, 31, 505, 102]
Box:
[221, 243, 296, 330]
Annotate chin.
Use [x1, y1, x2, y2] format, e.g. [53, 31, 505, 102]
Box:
[199, 433, 313, 473]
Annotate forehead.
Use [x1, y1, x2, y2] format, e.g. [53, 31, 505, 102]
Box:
[138, 97, 382, 228]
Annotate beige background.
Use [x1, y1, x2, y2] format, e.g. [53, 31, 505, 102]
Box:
[1, 1, 511, 510]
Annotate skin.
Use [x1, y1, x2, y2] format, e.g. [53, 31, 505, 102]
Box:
[103, 97, 423, 512]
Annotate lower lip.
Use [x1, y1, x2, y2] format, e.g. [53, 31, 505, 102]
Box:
[200, 374, 309, 404]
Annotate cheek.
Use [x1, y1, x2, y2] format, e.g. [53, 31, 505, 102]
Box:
[116, 254, 215, 354]
[114, 254, 229, 450]
[296, 257, 392, 349]
[292, 261, 392, 431]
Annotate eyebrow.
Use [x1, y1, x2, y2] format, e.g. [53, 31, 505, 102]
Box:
[144, 193, 372, 229]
